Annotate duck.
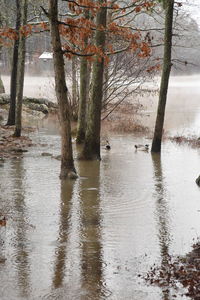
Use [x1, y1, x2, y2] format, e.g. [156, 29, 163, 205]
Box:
[0, 216, 6, 226]
[105, 140, 111, 150]
[135, 144, 149, 151]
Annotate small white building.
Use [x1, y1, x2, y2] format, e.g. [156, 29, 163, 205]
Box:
[39, 52, 53, 61]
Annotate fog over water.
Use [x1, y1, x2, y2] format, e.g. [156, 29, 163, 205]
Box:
[140, 75, 200, 136]
[2, 74, 200, 137]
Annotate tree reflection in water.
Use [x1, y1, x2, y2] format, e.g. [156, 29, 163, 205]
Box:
[152, 153, 171, 300]
[52, 179, 75, 288]
[52, 160, 105, 299]
[78, 160, 104, 300]
[11, 158, 31, 298]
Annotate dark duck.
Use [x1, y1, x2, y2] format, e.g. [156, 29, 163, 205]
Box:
[134, 144, 149, 151]
[105, 140, 111, 150]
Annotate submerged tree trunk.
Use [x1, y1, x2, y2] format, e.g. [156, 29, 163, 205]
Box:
[14, 0, 27, 137]
[49, 0, 77, 179]
[81, 2, 107, 159]
[7, 0, 21, 126]
[151, 0, 174, 152]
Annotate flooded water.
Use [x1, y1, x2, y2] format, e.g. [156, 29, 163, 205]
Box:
[1, 75, 200, 299]
[140, 75, 200, 136]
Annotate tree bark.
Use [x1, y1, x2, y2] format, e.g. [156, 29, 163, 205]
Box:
[0, 75, 5, 93]
[76, 10, 90, 144]
[0, 9, 5, 94]
[7, 0, 21, 125]
[14, 0, 27, 137]
[80, 2, 107, 159]
[103, 63, 109, 108]
[49, 0, 77, 179]
[71, 56, 77, 113]
[151, 0, 174, 152]
[76, 56, 89, 143]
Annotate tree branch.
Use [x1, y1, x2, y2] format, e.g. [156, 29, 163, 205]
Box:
[62, 49, 94, 56]
[40, 6, 49, 18]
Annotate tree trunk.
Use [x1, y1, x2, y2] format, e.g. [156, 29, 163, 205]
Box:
[0, 75, 5, 93]
[49, 0, 77, 179]
[151, 0, 174, 152]
[103, 63, 109, 108]
[102, 6, 112, 109]
[14, 0, 27, 137]
[7, 0, 21, 126]
[76, 56, 89, 144]
[76, 10, 90, 144]
[71, 56, 77, 111]
[80, 2, 107, 159]
[71, 56, 79, 121]
[0, 11, 5, 94]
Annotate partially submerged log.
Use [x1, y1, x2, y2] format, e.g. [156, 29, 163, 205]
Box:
[0, 94, 58, 114]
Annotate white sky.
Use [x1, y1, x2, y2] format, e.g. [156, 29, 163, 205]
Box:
[182, 0, 200, 25]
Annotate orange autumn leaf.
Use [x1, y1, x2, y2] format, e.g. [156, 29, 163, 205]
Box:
[135, 6, 141, 13]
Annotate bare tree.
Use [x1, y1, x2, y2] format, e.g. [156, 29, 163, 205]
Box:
[80, 0, 107, 160]
[151, 0, 174, 152]
[14, 0, 28, 137]
[48, 0, 77, 179]
[7, 0, 21, 125]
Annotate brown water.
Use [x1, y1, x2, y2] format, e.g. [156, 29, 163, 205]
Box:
[1, 76, 200, 299]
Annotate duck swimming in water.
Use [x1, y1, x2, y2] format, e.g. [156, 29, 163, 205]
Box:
[0, 216, 6, 226]
[105, 140, 111, 150]
[135, 144, 149, 151]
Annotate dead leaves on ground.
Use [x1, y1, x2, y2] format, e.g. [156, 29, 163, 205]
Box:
[143, 241, 200, 299]
[0, 125, 35, 158]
